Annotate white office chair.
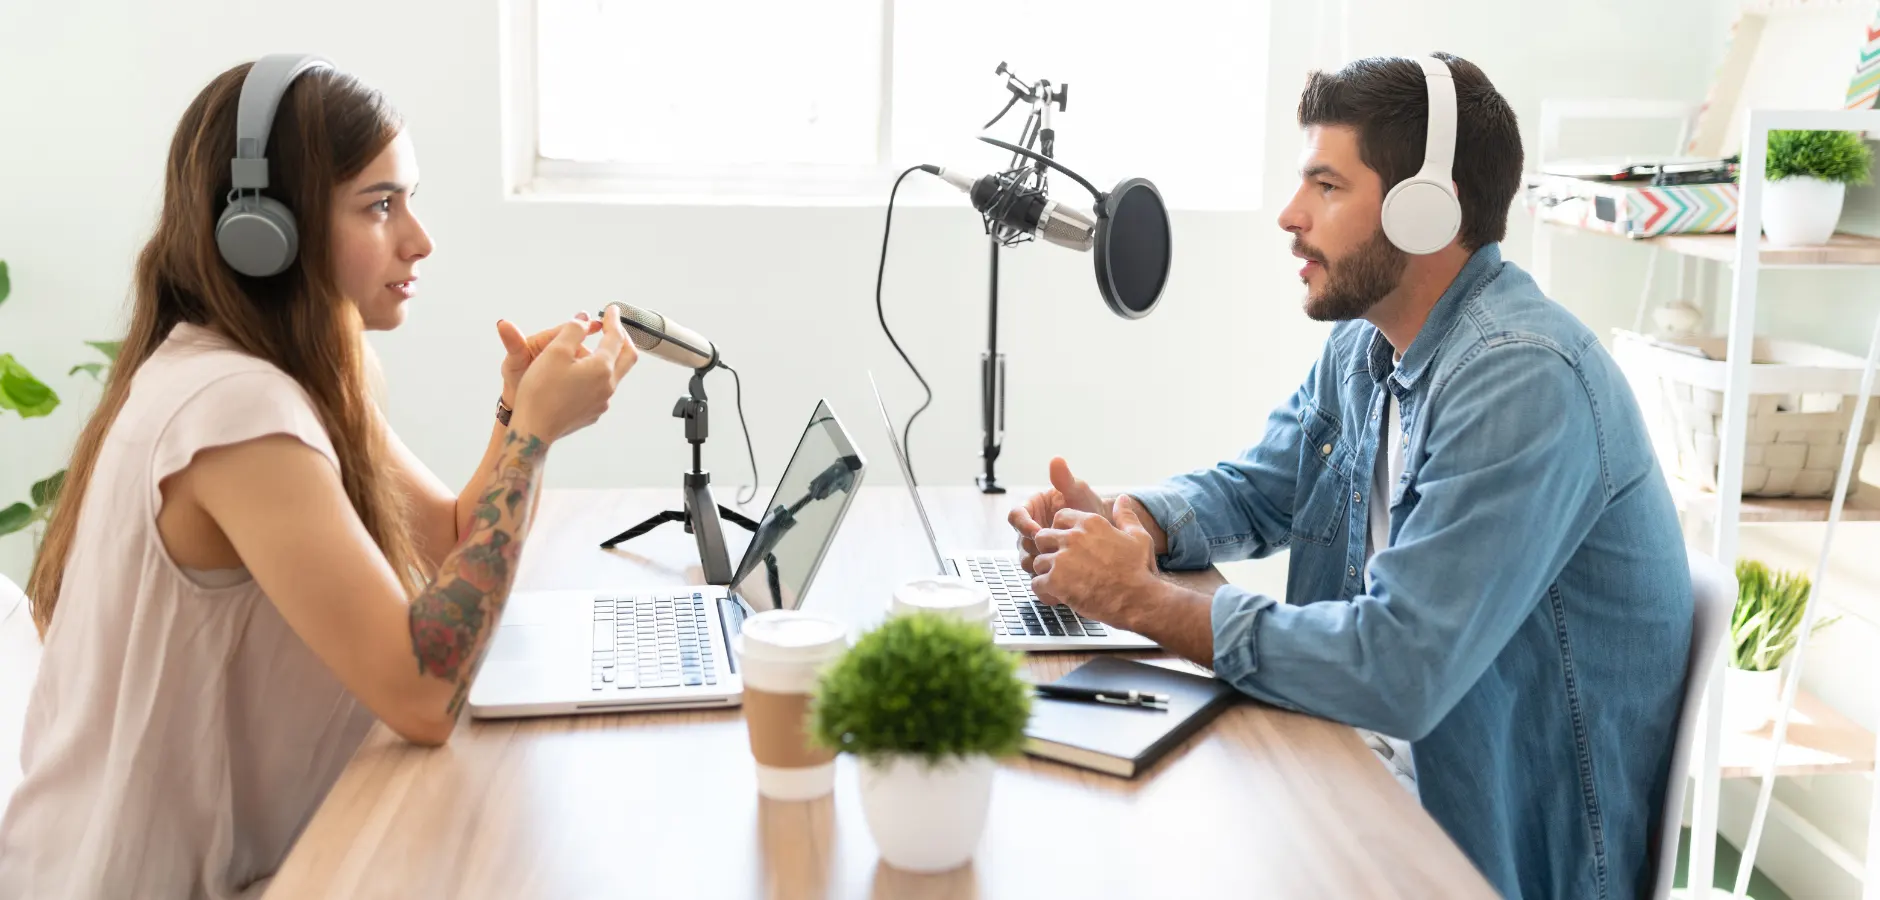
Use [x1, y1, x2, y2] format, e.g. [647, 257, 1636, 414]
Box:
[0, 572, 22, 620]
[1648, 553, 1737, 900]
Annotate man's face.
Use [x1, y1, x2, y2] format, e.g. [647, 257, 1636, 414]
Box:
[1278, 125, 1408, 322]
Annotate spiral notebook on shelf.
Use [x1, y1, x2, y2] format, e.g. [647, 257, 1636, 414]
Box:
[1023, 657, 1239, 777]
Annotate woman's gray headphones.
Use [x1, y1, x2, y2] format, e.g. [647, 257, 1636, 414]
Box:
[215, 53, 334, 278]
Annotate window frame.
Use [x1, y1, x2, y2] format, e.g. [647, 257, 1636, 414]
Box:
[500, 0, 1267, 209]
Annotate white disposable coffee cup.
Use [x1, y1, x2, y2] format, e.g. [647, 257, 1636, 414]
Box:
[736, 610, 850, 800]
[891, 575, 994, 625]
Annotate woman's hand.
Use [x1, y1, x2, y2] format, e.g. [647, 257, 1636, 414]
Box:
[510, 305, 639, 442]
[497, 312, 603, 406]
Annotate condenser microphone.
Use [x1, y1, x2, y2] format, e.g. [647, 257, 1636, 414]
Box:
[607, 303, 719, 370]
[926, 165, 1096, 252]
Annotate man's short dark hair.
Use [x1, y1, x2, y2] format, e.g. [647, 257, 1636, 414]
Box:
[1297, 53, 1522, 251]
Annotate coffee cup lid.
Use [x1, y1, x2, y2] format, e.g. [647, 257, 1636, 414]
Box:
[738, 610, 849, 663]
[891, 575, 993, 622]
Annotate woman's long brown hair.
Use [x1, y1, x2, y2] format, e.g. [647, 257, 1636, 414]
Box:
[26, 62, 422, 637]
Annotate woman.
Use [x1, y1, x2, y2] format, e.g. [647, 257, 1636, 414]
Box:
[0, 58, 634, 898]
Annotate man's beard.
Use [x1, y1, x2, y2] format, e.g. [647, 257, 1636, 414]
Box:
[1296, 229, 1409, 322]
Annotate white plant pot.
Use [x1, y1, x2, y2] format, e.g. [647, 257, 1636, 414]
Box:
[857, 754, 995, 873]
[1762, 176, 1845, 247]
[1723, 666, 1783, 732]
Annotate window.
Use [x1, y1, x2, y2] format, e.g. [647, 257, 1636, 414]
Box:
[508, 0, 1268, 208]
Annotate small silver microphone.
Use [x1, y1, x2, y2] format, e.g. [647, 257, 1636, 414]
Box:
[609, 303, 719, 369]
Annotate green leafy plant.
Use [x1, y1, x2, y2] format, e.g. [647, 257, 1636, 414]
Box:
[1766, 130, 1874, 184]
[1730, 560, 1835, 672]
[810, 613, 1031, 765]
[0, 258, 119, 537]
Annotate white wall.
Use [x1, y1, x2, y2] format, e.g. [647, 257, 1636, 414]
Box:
[21, 1, 1870, 895]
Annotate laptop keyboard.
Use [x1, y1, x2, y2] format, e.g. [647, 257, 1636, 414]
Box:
[591, 593, 719, 691]
[964, 556, 1110, 639]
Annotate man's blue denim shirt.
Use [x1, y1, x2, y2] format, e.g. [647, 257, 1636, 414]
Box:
[1133, 244, 1692, 899]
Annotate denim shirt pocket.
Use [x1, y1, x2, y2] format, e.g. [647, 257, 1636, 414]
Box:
[1293, 402, 1353, 546]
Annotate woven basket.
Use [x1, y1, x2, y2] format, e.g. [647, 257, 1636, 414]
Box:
[1614, 332, 1878, 499]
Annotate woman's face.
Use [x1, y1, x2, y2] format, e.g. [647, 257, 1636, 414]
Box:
[331, 131, 432, 331]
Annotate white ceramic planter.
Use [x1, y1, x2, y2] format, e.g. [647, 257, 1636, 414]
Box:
[857, 754, 995, 872]
[1763, 176, 1845, 247]
[1723, 665, 1782, 732]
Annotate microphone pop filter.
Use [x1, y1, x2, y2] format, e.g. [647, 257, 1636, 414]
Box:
[1092, 178, 1171, 319]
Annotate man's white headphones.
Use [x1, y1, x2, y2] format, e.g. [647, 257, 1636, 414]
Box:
[1379, 56, 1461, 255]
[215, 53, 335, 278]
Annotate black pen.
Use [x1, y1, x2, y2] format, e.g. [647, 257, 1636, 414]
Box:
[1034, 683, 1170, 708]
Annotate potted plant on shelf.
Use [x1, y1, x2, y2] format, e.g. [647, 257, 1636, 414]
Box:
[1761, 129, 1873, 247]
[1725, 559, 1834, 731]
[809, 612, 1030, 873]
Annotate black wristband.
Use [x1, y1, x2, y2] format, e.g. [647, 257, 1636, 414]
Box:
[496, 396, 513, 426]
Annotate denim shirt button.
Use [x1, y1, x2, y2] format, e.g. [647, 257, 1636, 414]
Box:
[1347, 565, 1357, 577]
[1353, 491, 1361, 503]
[1321, 443, 1333, 456]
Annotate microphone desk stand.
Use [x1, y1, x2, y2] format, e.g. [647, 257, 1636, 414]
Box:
[598, 367, 757, 584]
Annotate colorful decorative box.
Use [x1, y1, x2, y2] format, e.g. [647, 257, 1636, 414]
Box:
[1524, 175, 1739, 238]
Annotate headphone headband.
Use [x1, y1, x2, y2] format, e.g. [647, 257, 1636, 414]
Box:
[231, 54, 333, 191]
[1414, 56, 1456, 183]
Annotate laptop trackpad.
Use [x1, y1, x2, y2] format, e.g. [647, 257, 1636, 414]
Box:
[487, 624, 563, 663]
[473, 621, 586, 707]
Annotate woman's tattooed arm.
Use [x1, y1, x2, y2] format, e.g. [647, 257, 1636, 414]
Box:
[406, 428, 549, 716]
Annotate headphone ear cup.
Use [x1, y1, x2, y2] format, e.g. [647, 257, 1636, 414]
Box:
[215, 194, 301, 277]
[1380, 177, 1462, 256]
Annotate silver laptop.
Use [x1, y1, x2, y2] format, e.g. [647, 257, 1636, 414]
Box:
[867, 374, 1156, 652]
[468, 401, 866, 718]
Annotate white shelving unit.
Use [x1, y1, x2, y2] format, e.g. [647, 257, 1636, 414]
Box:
[1533, 105, 1880, 899]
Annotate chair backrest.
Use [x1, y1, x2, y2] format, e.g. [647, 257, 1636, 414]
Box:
[0, 572, 22, 615]
[1649, 552, 1736, 900]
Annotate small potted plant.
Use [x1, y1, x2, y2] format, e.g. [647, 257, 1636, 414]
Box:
[809, 612, 1030, 873]
[1725, 560, 1833, 731]
[1761, 129, 1873, 247]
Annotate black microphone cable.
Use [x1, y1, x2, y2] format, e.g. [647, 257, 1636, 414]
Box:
[721, 362, 759, 506]
[876, 165, 936, 485]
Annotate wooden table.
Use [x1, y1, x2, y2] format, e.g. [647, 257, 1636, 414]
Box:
[267, 488, 1494, 899]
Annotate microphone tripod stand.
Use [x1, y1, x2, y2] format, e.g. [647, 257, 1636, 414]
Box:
[977, 62, 1068, 495]
[599, 366, 757, 585]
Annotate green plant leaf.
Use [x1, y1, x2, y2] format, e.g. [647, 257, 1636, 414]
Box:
[0, 354, 60, 418]
[0, 260, 10, 308]
[69, 362, 106, 382]
[85, 340, 121, 363]
[809, 613, 1032, 764]
[0, 503, 31, 537]
[1731, 559, 1827, 670]
[30, 470, 65, 508]
[1766, 130, 1874, 184]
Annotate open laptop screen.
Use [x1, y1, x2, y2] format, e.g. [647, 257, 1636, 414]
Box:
[867, 372, 948, 575]
[729, 401, 865, 614]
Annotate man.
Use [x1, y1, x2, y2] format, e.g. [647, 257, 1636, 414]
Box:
[1010, 54, 1691, 900]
